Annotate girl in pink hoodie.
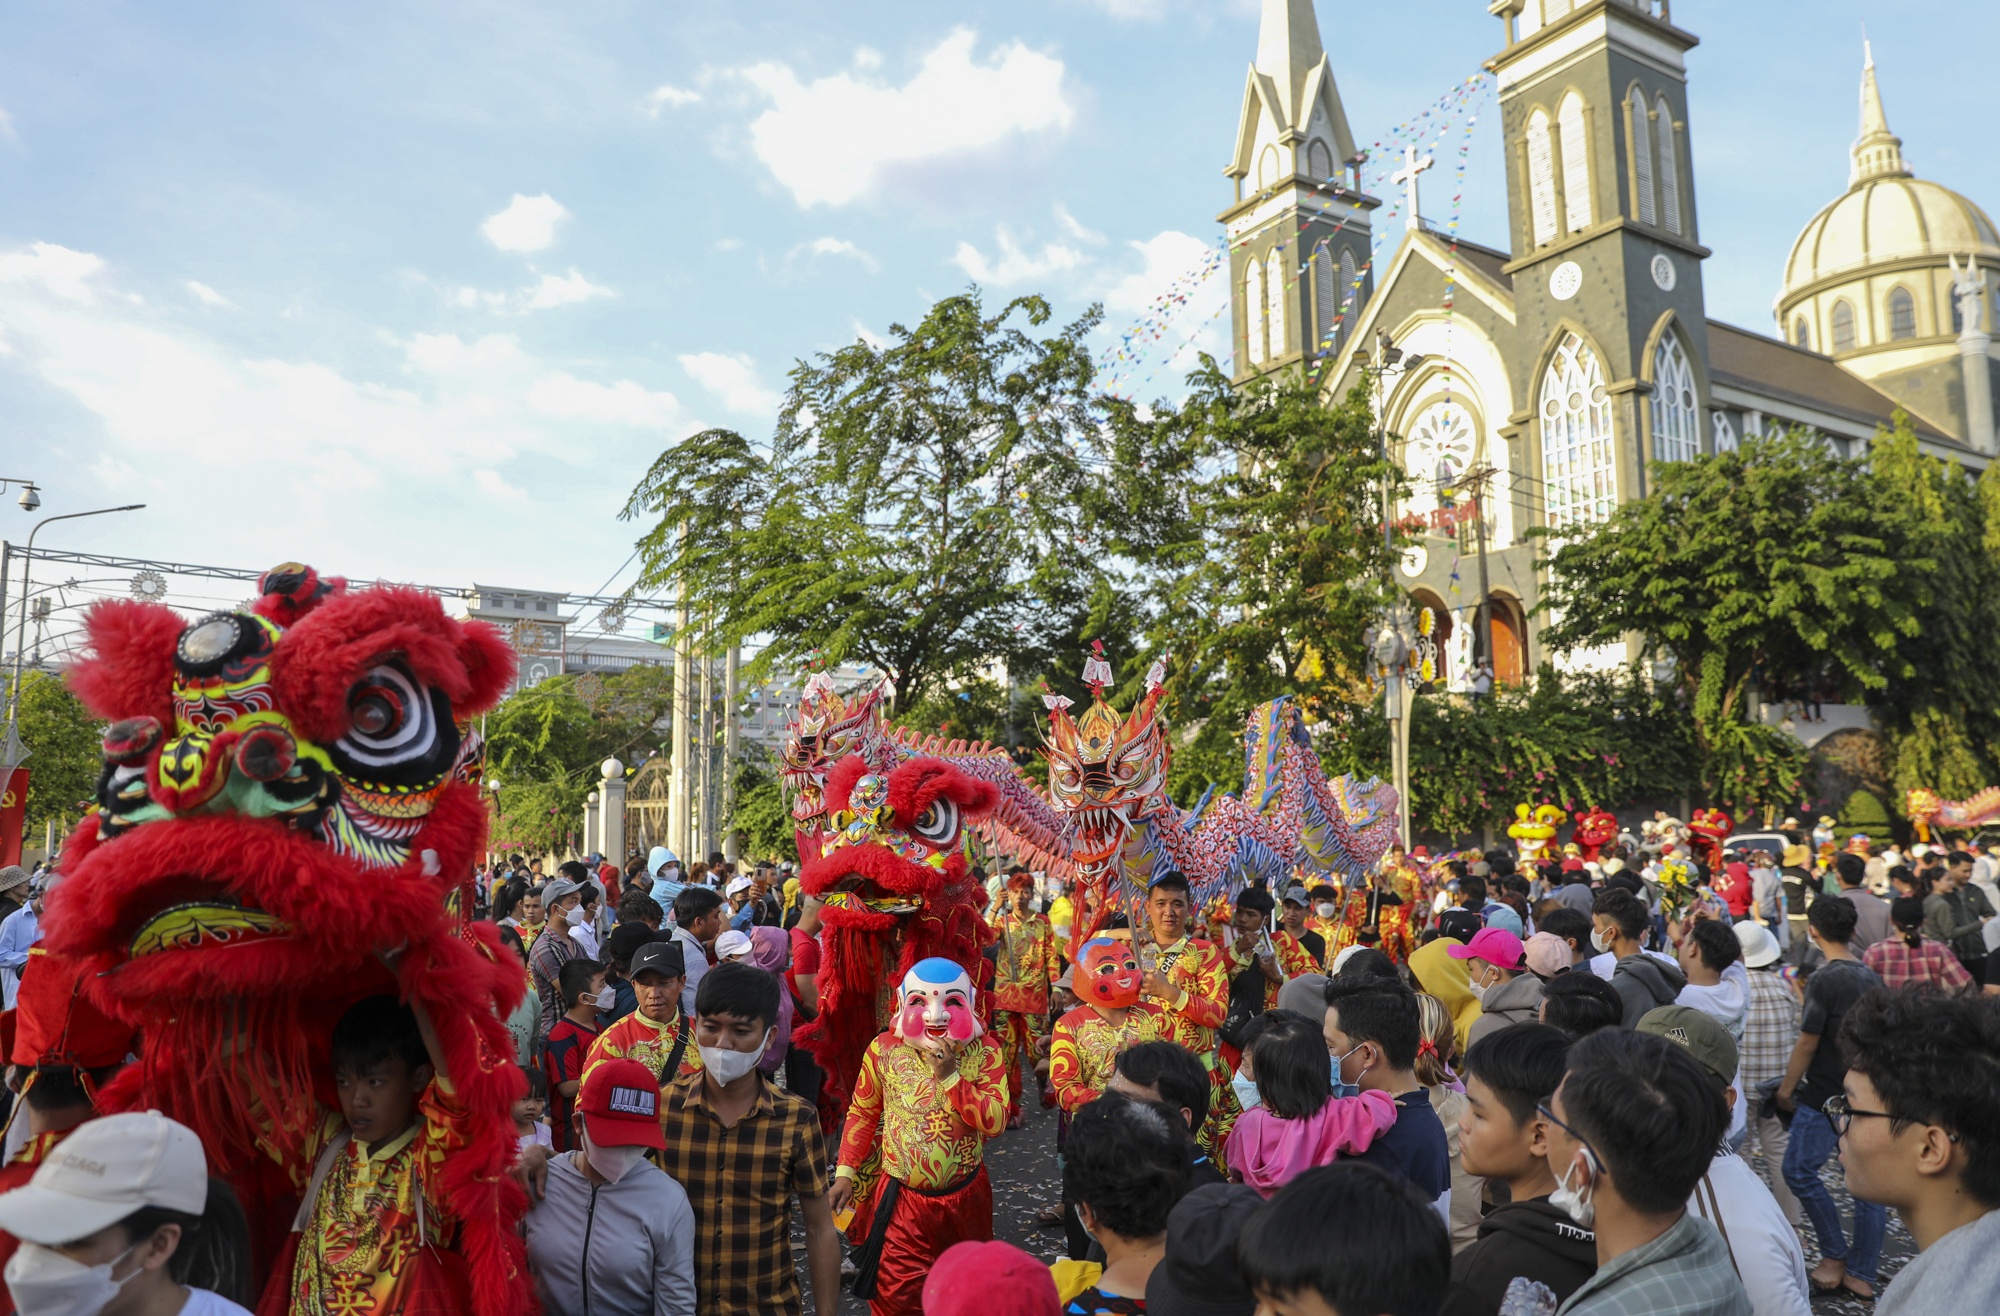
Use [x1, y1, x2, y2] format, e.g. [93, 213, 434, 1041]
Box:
[1224, 1009, 1396, 1197]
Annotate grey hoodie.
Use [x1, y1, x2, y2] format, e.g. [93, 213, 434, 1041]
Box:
[1613, 952, 1687, 1027]
[523, 1151, 697, 1316]
[1467, 973, 1546, 1045]
[1879, 1206, 2000, 1315]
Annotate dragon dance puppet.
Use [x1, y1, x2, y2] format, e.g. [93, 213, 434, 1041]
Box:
[1905, 786, 2000, 843]
[47, 564, 530, 1315]
[833, 957, 1008, 1316]
[1507, 803, 1566, 861]
[1039, 651, 1400, 955]
[1689, 807, 1734, 869]
[1570, 806, 1620, 863]
[781, 671, 1072, 875]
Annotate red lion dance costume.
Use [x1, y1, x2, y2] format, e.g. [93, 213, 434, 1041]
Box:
[46, 563, 530, 1315]
[794, 754, 997, 1127]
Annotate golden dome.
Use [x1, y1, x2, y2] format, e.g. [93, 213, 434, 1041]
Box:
[1779, 47, 2000, 304]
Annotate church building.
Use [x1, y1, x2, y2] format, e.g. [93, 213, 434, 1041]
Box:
[1226, 0, 2000, 689]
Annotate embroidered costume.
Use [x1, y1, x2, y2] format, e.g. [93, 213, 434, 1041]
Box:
[988, 890, 1059, 1118]
[1048, 941, 1172, 1112]
[836, 959, 1008, 1316]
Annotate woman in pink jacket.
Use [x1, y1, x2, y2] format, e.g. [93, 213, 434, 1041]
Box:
[1223, 1009, 1396, 1197]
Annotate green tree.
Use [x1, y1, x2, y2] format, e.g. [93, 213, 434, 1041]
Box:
[1108, 364, 1404, 800]
[622, 289, 1114, 712]
[724, 755, 797, 863]
[1867, 414, 2000, 799]
[482, 667, 675, 855]
[1538, 430, 1915, 811]
[9, 671, 103, 848]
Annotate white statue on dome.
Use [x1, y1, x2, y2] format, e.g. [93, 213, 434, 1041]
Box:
[1949, 253, 1986, 338]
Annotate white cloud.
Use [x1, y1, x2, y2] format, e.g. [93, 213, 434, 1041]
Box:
[0, 105, 16, 144]
[1095, 230, 1230, 390]
[679, 352, 781, 416]
[185, 280, 228, 306]
[646, 84, 702, 114]
[522, 269, 614, 310]
[0, 243, 695, 550]
[1082, 0, 1172, 17]
[449, 268, 614, 314]
[713, 237, 743, 252]
[481, 193, 570, 253]
[1102, 230, 1215, 314]
[794, 236, 879, 272]
[473, 468, 529, 503]
[853, 320, 889, 350]
[1054, 202, 1105, 245]
[952, 227, 1087, 286]
[737, 28, 1073, 207]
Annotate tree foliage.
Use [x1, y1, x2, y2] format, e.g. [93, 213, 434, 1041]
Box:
[622, 289, 1113, 711]
[483, 667, 675, 856]
[724, 755, 797, 864]
[1537, 430, 1906, 811]
[11, 671, 103, 848]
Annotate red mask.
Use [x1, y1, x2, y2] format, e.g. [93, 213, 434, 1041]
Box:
[1078, 938, 1141, 1009]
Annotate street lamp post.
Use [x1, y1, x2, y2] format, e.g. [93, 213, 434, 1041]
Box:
[1369, 331, 1424, 848]
[2, 504, 147, 808]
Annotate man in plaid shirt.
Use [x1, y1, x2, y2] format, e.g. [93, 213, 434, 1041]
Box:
[657, 962, 841, 1316]
[1732, 921, 1804, 1226]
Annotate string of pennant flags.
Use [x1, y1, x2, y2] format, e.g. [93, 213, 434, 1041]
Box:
[1096, 70, 1493, 402]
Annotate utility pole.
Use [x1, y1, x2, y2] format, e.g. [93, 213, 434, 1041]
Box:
[1454, 462, 1498, 689]
[669, 524, 692, 863]
[722, 641, 740, 863]
[1369, 330, 1423, 848]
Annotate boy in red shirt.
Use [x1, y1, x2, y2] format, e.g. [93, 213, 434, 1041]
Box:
[542, 958, 608, 1152]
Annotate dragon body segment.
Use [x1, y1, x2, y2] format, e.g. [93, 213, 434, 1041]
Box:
[1906, 786, 2000, 842]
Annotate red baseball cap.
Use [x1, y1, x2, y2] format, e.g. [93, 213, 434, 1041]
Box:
[1447, 926, 1526, 971]
[577, 1058, 667, 1149]
[922, 1240, 1059, 1316]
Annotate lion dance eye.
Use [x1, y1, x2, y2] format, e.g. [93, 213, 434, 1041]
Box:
[909, 798, 962, 849]
[334, 662, 441, 773]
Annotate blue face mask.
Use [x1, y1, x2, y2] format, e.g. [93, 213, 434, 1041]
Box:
[1230, 1070, 1261, 1112]
[1330, 1043, 1367, 1100]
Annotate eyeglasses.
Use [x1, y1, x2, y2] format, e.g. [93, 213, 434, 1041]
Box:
[1823, 1093, 1895, 1138]
[1536, 1100, 1603, 1167]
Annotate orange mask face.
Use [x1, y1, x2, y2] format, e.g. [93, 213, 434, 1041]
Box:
[1077, 937, 1141, 1009]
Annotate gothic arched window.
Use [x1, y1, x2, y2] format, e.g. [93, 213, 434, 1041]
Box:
[1650, 333, 1700, 463]
[1558, 93, 1592, 233]
[1627, 87, 1655, 225]
[1307, 139, 1334, 182]
[1832, 299, 1857, 352]
[1339, 248, 1358, 319]
[1792, 316, 1811, 349]
[1655, 96, 1681, 234]
[1404, 399, 1479, 518]
[1712, 411, 1738, 453]
[1245, 257, 1266, 367]
[1526, 110, 1558, 247]
[1540, 332, 1616, 527]
[1257, 145, 1281, 191]
[1266, 250, 1287, 357]
[1888, 286, 1917, 340]
[1312, 245, 1335, 354]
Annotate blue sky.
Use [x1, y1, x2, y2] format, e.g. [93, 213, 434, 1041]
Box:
[1, 0, 1993, 637]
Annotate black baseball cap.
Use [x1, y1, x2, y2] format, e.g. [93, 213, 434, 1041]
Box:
[1145, 1183, 1264, 1316]
[604, 922, 660, 967]
[629, 941, 687, 981]
[1437, 908, 1484, 943]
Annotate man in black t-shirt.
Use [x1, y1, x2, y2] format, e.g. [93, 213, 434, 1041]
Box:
[1324, 977, 1451, 1210]
[1777, 897, 1887, 1300]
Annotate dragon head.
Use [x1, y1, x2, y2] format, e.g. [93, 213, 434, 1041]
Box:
[799, 755, 999, 934]
[1905, 788, 1943, 825]
[1039, 653, 1169, 908]
[1573, 807, 1620, 849]
[780, 672, 890, 859]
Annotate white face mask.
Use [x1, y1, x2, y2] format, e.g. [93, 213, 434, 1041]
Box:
[1230, 1070, 1261, 1112]
[567, 907, 589, 927]
[698, 1028, 774, 1085]
[1315, 902, 1337, 918]
[1466, 975, 1489, 1004]
[581, 1130, 644, 1184]
[592, 987, 618, 1010]
[4, 1241, 141, 1316]
[1590, 928, 1614, 954]
[1548, 1148, 1597, 1228]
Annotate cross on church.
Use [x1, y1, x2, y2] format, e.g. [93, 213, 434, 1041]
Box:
[1392, 142, 1434, 235]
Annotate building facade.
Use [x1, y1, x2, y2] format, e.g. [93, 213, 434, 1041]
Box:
[1236, 1, 1996, 690]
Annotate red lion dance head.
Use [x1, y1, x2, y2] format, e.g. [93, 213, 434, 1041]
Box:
[47, 563, 530, 1311]
[1571, 807, 1620, 862]
[794, 755, 997, 1118]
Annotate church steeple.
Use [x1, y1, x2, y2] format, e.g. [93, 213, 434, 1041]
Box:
[1220, 0, 1375, 382]
[1851, 42, 1910, 185]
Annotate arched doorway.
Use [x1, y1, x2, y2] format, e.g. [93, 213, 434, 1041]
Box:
[1409, 591, 1453, 689]
[1488, 595, 1525, 687]
[624, 755, 673, 857]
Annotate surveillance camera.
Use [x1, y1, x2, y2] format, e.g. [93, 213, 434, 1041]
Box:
[17, 486, 39, 512]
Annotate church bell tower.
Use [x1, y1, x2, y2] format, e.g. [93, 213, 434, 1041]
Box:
[1487, 0, 1714, 518]
[1221, 0, 1378, 383]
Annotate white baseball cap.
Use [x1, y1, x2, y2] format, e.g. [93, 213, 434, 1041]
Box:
[713, 929, 754, 960]
[725, 876, 753, 897]
[0, 1111, 207, 1245]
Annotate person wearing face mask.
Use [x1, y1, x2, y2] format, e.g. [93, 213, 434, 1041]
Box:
[1304, 885, 1343, 965]
[1322, 977, 1453, 1220]
[828, 960, 1008, 1316]
[581, 941, 702, 1107]
[1590, 890, 1686, 1027]
[1221, 1011, 1395, 1198]
[653, 963, 841, 1316]
[1538, 1029, 1749, 1315]
[522, 1057, 696, 1316]
[0, 1111, 253, 1316]
[1453, 928, 1544, 1045]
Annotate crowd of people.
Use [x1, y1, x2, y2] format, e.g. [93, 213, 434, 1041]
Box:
[0, 816, 1996, 1316]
